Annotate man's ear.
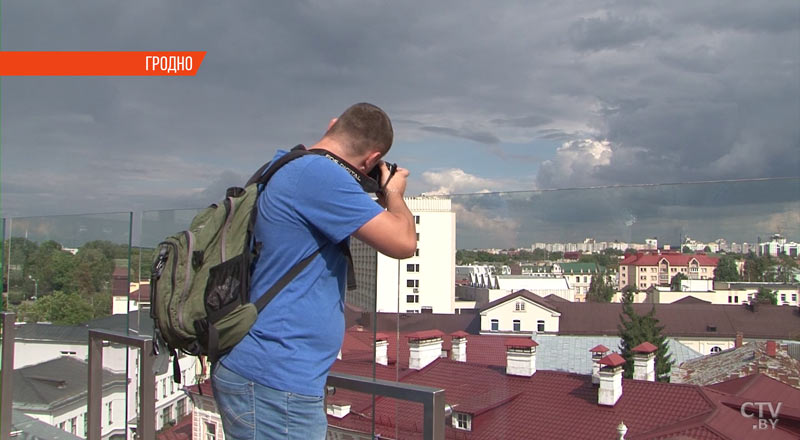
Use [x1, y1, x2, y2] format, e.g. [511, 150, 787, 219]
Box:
[364, 151, 383, 172]
[327, 118, 338, 130]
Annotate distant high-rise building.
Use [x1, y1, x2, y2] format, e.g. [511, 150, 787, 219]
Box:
[348, 197, 455, 314]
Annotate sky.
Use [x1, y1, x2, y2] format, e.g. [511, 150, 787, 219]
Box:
[1, 1, 799, 247]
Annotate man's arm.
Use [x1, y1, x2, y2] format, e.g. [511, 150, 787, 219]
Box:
[353, 165, 416, 259]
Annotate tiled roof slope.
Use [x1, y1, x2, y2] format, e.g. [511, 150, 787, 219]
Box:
[556, 301, 800, 339]
[13, 356, 126, 410]
[340, 328, 703, 375]
[158, 413, 193, 440]
[12, 409, 83, 440]
[329, 356, 800, 439]
[673, 342, 800, 389]
[620, 252, 719, 266]
[14, 322, 89, 343]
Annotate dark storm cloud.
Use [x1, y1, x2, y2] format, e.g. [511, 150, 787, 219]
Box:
[419, 126, 501, 145]
[1, 0, 798, 242]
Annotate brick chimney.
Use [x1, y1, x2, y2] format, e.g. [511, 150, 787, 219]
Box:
[590, 345, 610, 385]
[631, 342, 658, 382]
[766, 340, 777, 357]
[505, 337, 538, 377]
[598, 353, 626, 406]
[375, 333, 389, 366]
[450, 331, 469, 362]
[408, 330, 444, 370]
[735, 331, 743, 348]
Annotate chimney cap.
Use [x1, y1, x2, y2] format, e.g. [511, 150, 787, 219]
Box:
[590, 344, 610, 354]
[450, 331, 470, 338]
[505, 337, 538, 348]
[406, 330, 444, 341]
[598, 353, 626, 368]
[632, 342, 658, 354]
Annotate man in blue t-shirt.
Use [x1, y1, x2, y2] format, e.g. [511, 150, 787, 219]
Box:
[211, 103, 417, 440]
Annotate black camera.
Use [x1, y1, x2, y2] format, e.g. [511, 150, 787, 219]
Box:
[367, 161, 398, 191]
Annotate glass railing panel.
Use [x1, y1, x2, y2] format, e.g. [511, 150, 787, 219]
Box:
[2, 212, 133, 439]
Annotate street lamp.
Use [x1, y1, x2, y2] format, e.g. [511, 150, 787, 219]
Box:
[28, 275, 38, 300]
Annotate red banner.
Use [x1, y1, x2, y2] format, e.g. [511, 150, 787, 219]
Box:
[0, 51, 206, 76]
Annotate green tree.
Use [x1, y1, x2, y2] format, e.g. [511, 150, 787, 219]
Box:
[548, 251, 563, 261]
[586, 272, 615, 302]
[714, 256, 740, 282]
[618, 295, 673, 381]
[744, 253, 771, 282]
[682, 245, 693, 254]
[670, 273, 688, 291]
[754, 287, 778, 305]
[703, 246, 712, 253]
[17, 291, 94, 325]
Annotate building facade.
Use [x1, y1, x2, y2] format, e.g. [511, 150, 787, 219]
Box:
[350, 197, 455, 313]
[619, 251, 718, 291]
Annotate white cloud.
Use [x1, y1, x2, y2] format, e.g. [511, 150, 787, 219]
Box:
[536, 139, 614, 189]
[420, 168, 500, 195]
[453, 202, 521, 248]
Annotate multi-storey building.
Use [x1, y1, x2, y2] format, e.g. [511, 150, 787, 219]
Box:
[349, 196, 455, 313]
[618, 251, 718, 291]
[758, 233, 800, 257]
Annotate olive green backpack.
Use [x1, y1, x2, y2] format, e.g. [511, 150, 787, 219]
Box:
[149, 147, 320, 377]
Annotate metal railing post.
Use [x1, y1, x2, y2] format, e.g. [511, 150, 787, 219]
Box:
[88, 329, 156, 440]
[326, 372, 446, 440]
[1, 312, 16, 440]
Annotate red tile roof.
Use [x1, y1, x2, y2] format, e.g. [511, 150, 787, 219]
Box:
[451, 331, 470, 338]
[504, 337, 538, 348]
[633, 342, 659, 354]
[599, 352, 627, 367]
[407, 330, 445, 340]
[620, 252, 719, 267]
[157, 413, 192, 440]
[590, 344, 610, 353]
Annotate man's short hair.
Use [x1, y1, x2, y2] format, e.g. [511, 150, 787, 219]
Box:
[326, 103, 393, 156]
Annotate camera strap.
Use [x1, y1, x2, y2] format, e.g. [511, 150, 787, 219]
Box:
[304, 146, 382, 193]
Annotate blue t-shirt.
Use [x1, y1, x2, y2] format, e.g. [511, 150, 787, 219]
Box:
[221, 149, 383, 396]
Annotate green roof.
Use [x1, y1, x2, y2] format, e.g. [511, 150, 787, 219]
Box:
[558, 262, 604, 274]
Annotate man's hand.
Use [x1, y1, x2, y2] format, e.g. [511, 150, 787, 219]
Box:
[355, 163, 416, 259]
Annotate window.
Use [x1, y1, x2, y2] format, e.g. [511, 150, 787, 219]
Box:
[69, 417, 77, 434]
[640, 275, 647, 280]
[414, 215, 420, 224]
[60, 350, 77, 355]
[734, 296, 738, 303]
[453, 412, 472, 431]
[416, 233, 419, 241]
[702, 268, 707, 273]
[205, 421, 217, 440]
[415, 248, 420, 256]
[406, 294, 419, 303]
[407, 264, 419, 272]
[793, 294, 797, 301]
[491, 319, 499, 331]
[710, 346, 722, 354]
[671, 268, 677, 272]
[177, 398, 186, 418]
[162, 406, 172, 426]
[162, 378, 168, 397]
[107, 402, 113, 425]
[584, 276, 588, 283]
[515, 301, 525, 311]
[83, 413, 88, 437]
[727, 296, 732, 303]
[537, 320, 545, 332]
[513, 320, 521, 332]
[406, 279, 419, 288]
[781, 294, 786, 302]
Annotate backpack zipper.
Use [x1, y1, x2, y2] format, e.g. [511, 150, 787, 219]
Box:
[176, 230, 194, 333]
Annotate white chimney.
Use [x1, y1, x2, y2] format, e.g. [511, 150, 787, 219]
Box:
[617, 421, 628, 440]
[505, 337, 538, 377]
[590, 344, 610, 385]
[450, 331, 468, 362]
[631, 342, 657, 382]
[598, 353, 626, 406]
[408, 331, 444, 370]
[375, 334, 389, 366]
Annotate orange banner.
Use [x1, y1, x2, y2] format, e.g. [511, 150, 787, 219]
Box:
[0, 51, 206, 76]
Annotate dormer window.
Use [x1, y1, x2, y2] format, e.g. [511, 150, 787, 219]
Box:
[453, 412, 472, 431]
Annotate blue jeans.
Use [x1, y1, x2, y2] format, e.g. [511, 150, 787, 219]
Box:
[211, 362, 327, 440]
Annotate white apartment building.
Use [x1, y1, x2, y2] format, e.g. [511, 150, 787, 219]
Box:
[758, 233, 800, 257]
[350, 196, 455, 314]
